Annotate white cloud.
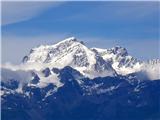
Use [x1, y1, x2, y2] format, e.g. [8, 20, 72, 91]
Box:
[1, 67, 32, 83]
[2, 1, 62, 25]
[142, 63, 160, 80]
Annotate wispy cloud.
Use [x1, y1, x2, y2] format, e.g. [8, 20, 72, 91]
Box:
[65, 2, 158, 23]
[2, 1, 62, 25]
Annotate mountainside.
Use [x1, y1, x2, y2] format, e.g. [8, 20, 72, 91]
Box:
[1, 37, 160, 120]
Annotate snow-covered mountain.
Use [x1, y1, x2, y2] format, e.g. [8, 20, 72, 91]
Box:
[1, 37, 159, 89]
[20, 37, 159, 79]
[1, 37, 160, 120]
[22, 37, 117, 78]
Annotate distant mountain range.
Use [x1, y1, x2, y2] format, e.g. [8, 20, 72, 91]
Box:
[1, 37, 160, 120]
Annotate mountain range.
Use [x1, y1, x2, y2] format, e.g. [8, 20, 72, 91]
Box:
[1, 37, 160, 120]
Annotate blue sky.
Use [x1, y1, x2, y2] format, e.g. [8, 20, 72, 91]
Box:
[2, 1, 160, 64]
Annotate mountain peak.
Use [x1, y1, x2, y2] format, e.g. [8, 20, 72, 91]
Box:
[23, 37, 85, 64]
[53, 37, 86, 48]
[111, 46, 128, 56]
[92, 46, 128, 57]
[58, 37, 77, 43]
